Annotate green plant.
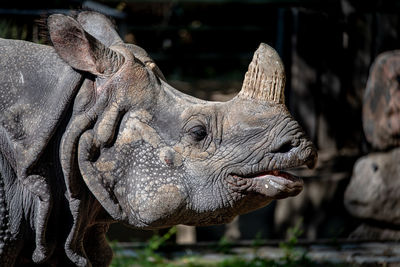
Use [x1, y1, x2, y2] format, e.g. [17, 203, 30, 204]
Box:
[251, 231, 264, 256]
[111, 222, 355, 267]
[111, 226, 177, 267]
[0, 19, 28, 41]
[278, 219, 312, 267]
[216, 236, 233, 254]
[146, 227, 177, 253]
[110, 245, 137, 267]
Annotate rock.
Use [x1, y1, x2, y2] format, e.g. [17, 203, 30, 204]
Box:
[363, 50, 400, 150]
[349, 224, 400, 241]
[344, 148, 400, 230]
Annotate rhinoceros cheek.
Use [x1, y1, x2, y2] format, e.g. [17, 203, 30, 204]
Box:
[127, 184, 186, 227]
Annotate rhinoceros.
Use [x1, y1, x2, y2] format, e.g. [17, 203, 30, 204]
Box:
[0, 11, 317, 266]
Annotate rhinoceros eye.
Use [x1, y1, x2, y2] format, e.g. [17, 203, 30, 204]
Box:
[189, 125, 207, 141]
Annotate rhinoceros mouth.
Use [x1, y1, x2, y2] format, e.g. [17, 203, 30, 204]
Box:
[228, 170, 304, 199]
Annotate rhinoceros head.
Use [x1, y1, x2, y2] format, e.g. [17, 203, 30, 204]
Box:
[48, 12, 317, 229]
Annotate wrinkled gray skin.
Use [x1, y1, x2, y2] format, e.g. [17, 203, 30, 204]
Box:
[0, 12, 317, 266]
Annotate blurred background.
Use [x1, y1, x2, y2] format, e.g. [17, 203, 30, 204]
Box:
[1, 0, 400, 246]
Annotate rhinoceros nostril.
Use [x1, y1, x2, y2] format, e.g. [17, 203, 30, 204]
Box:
[275, 140, 296, 154]
[305, 148, 318, 169]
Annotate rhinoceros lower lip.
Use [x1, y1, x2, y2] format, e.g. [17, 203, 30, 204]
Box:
[230, 170, 304, 198]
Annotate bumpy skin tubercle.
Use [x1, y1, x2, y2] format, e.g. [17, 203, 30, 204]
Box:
[0, 11, 316, 266]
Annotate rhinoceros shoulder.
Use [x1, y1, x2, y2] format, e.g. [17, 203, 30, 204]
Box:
[0, 38, 83, 175]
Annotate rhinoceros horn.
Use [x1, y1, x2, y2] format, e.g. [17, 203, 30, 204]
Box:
[237, 43, 285, 104]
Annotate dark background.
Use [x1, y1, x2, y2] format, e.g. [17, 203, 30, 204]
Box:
[1, 0, 399, 242]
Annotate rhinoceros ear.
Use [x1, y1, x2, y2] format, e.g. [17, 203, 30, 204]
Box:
[77, 11, 123, 47]
[48, 14, 124, 76]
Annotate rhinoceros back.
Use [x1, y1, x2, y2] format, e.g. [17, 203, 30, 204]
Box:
[0, 38, 82, 174]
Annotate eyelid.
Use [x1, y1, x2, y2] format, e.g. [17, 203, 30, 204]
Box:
[183, 118, 207, 133]
[189, 125, 205, 132]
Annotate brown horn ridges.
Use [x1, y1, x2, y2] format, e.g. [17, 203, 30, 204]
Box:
[238, 43, 285, 104]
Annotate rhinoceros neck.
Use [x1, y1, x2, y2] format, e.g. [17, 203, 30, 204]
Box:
[0, 38, 83, 176]
[161, 80, 220, 105]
